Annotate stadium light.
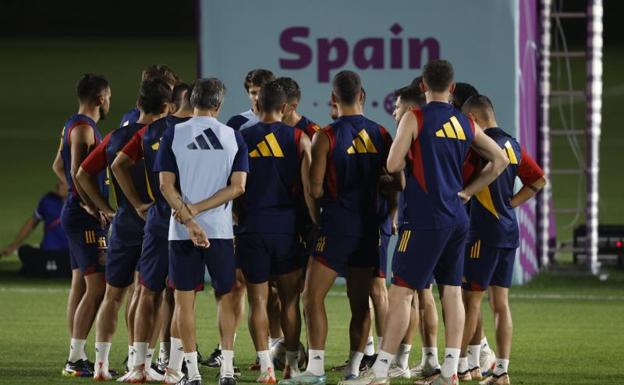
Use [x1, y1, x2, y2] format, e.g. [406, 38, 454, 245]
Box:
[538, 0, 552, 268]
[586, 0, 603, 275]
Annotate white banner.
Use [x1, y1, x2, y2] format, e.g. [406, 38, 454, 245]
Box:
[199, 0, 519, 134]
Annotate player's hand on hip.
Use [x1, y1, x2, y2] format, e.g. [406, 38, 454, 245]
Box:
[186, 220, 210, 248]
[81, 202, 99, 219]
[136, 202, 153, 221]
[100, 208, 115, 226]
[458, 190, 472, 204]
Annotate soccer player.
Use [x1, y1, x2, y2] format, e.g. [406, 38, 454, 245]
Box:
[381, 85, 443, 381]
[237, 80, 315, 383]
[275, 76, 322, 260]
[458, 95, 546, 385]
[281, 70, 397, 385]
[226, 69, 276, 131]
[119, 64, 180, 127]
[53, 73, 111, 377]
[341, 60, 509, 385]
[156, 78, 248, 385]
[444, 81, 499, 374]
[112, 83, 194, 384]
[76, 78, 171, 381]
[276, 77, 321, 139]
[206, 68, 278, 370]
[117, 65, 181, 374]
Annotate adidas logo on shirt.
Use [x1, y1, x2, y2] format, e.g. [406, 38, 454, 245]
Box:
[346, 129, 378, 154]
[249, 132, 284, 158]
[435, 116, 467, 141]
[187, 128, 224, 150]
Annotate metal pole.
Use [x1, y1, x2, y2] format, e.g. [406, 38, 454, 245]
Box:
[538, 0, 552, 269]
[586, 0, 602, 275]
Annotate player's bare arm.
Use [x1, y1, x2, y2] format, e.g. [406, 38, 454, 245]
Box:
[111, 152, 153, 220]
[0, 215, 40, 257]
[379, 129, 405, 193]
[309, 130, 330, 199]
[52, 150, 67, 185]
[76, 165, 115, 221]
[70, 124, 98, 213]
[184, 171, 247, 217]
[387, 110, 418, 174]
[460, 123, 509, 202]
[510, 176, 547, 208]
[159, 170, 209, 248]
[299, 133, 319, 225]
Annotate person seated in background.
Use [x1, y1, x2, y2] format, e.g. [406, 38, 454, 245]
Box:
[0, 181, 71, 277]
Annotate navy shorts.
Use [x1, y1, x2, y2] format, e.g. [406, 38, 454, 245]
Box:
[236, 233, 306, 284]
[463, 240, 516, 290]
[65, 228, 108, 275]
[377, 232, 391, 278]
[169, 239, 236, 294]
[105, 238, 142, 288]
[391, 221, 469, 290]
[138, 232, 169, 292]
[312, 233, 379, 276]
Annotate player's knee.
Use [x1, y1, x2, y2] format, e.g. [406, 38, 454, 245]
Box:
[370, 283, 387, 304]
[492, 299, 510, 315]
[302, 289, 320, 313]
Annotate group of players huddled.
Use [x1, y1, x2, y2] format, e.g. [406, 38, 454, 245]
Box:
[53, 60, 546, 385]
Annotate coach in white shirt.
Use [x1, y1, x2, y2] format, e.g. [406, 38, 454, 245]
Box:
[156, 77, 249, 385]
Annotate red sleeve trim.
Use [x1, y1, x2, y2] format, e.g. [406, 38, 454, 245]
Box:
[306, 123, 320, 139]
[518, 146, 545, 186]
[411, 108, 424, 132]
[294, 128, 304, 158]
[66, 120, 93, 146]
[121, 125, 148, 162]
[322, 125, 338, 200]
[80, 132, 111, 176]
[462, 149, 480, 186]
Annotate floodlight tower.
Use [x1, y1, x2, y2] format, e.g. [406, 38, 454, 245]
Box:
[538, 0, 602, 275]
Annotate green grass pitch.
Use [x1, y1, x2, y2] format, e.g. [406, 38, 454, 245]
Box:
[0, 38, 623, 385]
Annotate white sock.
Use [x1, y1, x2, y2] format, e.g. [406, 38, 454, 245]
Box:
[372, 350, 393, 378]
[345, 351, 364, 377]
[68, 338, 86, 362]
[184, 351, 201, 381]
[441, 348, 460, 378]
[145, 348, 155, 368]
[458, 357, 469, 373]
[376, 337, 383, 354]
[159, 341, 170, 366]
[286, 350, 299, 368]
[168, 337, 184, 371]
[95, 342, 111, 373]
[128, 345, 135, 369]
[306, 349, 325, 376]
[269, 337, 282, 347]
[480, 337, 491, 354]
[467, 345, 481, 369]
[422, 347, 439, 368]
[396, 344, 411, 369]
[258, 350, 273, 373]
[364, 335, 375, 356]
[493, 358, 509, 376]
[133, 342, 148, 369]
[221, 350, 235, 378]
